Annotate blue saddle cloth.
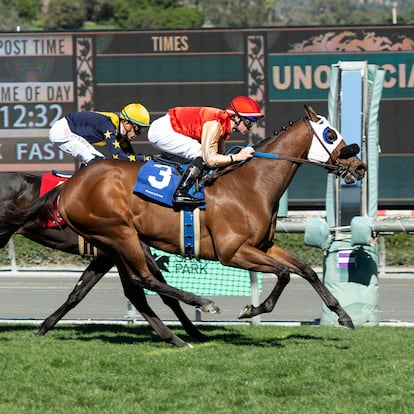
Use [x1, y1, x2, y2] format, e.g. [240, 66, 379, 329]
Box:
[133, 160, 205, 208]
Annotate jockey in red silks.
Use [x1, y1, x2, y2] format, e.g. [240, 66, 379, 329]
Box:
[148, 96, 264, 206]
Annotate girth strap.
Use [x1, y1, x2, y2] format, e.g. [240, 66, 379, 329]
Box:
[180, 208, 200, 259]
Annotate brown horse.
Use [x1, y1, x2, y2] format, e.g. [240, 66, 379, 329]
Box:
[13, 105, 366, 344]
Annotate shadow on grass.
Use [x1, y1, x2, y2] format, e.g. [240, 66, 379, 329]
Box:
[0, 323, 349, 349]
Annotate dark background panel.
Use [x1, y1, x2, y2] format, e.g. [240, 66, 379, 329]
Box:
[265, 101, 329, 135]
[286, 165, 329, 209]
[95, 55, 243, 84]
[378, 101, 414, 154]
[378, 155, 414, 207]
[94, 83, 248, 115]
[0, 56, 73, 82]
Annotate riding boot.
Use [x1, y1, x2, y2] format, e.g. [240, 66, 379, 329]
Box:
[173, 159, 205, 206]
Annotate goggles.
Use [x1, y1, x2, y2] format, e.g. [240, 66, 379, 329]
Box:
[240, 116, 258, 129]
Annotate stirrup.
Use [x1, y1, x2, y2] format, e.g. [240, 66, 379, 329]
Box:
[173, 192, 204, 206]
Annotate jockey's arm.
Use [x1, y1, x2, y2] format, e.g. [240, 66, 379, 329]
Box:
[104, 131, 145, 162]
[201, 120, 233, 168]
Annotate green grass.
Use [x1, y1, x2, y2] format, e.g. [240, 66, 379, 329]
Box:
[0, 324, 413, 414]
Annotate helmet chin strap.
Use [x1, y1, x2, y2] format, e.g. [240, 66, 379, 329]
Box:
[120, 119, 126, 135]
[232, 118, 240, 132]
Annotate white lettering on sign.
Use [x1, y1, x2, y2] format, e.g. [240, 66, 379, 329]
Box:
[151, 36, 189, 52]
[0, 83, 73, 103]
[16, 143, 65, 161]
[381, 63, 414, 88]
[271, 63, 414, 92]
[272, 65, 331, 90]
[0, 36, 72, 56]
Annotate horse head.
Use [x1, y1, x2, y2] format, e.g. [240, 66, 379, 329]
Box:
[304, 105, 367, 184]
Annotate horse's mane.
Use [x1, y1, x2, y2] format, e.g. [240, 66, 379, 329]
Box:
[254, 117, 304, 149]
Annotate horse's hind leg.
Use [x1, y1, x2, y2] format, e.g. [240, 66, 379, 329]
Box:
[116, 233, 220, 313]
[143, 245, 209, 342]
[118, 268, 191, 347]
[36, 256, 113, 335]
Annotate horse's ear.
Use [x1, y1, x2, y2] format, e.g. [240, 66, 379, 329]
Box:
[304, 105, 318, 121]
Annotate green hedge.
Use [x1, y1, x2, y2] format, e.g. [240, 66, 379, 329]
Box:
[1, 232, 413, 269]
[0, 235, 90, 268]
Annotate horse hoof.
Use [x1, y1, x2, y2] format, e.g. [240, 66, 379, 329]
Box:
[173, 340, 193, 348]
[238, 304, 253, 319]
[201, 302, 220, 314]
[339, 318, 355, 330]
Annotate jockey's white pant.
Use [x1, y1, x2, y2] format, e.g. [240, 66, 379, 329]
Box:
[147, 113, 202, 160]
[49, 118, 105, 163]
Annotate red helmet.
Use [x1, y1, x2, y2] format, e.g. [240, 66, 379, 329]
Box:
[226, 96, 264, 119]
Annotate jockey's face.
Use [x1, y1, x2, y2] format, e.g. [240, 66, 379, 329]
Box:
[232, 116, 252, 135]
[121, 119, 140, 140]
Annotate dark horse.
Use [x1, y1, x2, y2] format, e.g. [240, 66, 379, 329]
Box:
[0, 172, 207, 347]
[6, 105, 366, 345]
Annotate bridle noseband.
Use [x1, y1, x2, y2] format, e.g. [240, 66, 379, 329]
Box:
[303, 116, 356, 178]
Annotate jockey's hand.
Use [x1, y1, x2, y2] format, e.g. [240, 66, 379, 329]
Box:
[233, 146, 255, 162]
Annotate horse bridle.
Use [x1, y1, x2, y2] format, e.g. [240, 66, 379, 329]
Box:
[264, 117, 358, 179]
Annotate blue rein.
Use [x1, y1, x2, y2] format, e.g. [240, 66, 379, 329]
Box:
[252, 151, 279, 159]
[226, 146, 280, 160]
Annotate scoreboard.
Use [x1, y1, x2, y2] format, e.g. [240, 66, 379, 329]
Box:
[1, 26, 414, 208]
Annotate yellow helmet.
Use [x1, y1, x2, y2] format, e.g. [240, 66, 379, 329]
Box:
[120, 103, 150, 127]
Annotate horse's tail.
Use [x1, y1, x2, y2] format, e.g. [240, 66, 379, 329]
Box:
[0, 186, 61, 248]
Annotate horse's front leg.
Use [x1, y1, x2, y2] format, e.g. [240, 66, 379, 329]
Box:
[265, 244, 354, 329]
[143, 245, 209, 342]
[221, 243, 291, 319]
[238, 265, 291, 319]
[233, 243, 354, 329]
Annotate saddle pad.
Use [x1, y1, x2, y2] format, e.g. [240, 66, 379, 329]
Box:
[40, 172, 68, 228]
[133, 160, 205, 208]
[40, 172, 69, 197]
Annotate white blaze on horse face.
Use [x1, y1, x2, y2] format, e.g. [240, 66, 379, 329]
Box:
[308, 116, 343, 162]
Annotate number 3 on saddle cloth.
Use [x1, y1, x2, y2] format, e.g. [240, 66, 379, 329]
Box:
[134, 160, 206, 257]
[133, 160, 206, 209]
[39, 171, 70, 228]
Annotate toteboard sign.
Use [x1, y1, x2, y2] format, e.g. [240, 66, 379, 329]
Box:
[268, 52, 414, 101]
